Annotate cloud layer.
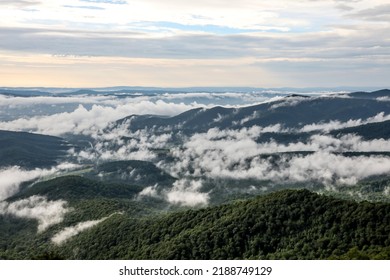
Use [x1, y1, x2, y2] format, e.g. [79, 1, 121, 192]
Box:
[300, 112, 390, 132]
[139, 179, 209, 207]
[0, 163, 81, 201]
[0, 0, 389, 87]
[0, 100, 199, 136]
[163, 127, 390, 186]
[52, 212, 124, 245]
[0, 195, 70, 232]
[52, 218, 104, 245]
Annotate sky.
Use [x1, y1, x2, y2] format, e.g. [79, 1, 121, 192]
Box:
[0, 0, 389, 88]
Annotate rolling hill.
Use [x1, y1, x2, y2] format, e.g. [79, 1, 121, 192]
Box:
[1, 189, 389, 260]
[114, 90, 390, 135]
[0, 130, 71, 169]
[1, 89, 390, 260]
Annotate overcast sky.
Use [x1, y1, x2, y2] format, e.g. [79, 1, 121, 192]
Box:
[0, 0, 389, 87]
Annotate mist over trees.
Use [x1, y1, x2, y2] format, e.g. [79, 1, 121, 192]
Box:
[0, 89, 390, 260]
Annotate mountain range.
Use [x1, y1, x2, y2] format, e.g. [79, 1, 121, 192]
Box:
[1, 89, 390, 259]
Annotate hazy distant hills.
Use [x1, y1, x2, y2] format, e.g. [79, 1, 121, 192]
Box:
[0, 130, 70, 169]
[347, 89, 390, 99]
[1, 87, 388, 98]
[330, 120, 390, 140]
[9, 175, 143, 202]
[116, 89, 390, 134]
[2, 86, 386, 96]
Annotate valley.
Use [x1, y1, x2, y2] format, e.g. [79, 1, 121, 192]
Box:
[1, 88, 390, 259]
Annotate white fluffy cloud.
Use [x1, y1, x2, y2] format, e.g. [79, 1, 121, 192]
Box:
[0, 100, 199, 136]
[138, 184, 159, 198]
[138, 179, 209, 207]
[0, 1, 389, 87]
[0, 94, 108, 107]
[52, 219, 103, 245]
[300, 112, 390, 132]
[0, 167, 53, 201]
[51, 214, 119, 245]
[165, 179, 209, 207]
[75, 124, 173, 162]
[164, 126, 390, 186]
[0, 196, 70, 232]
[0, 163, 81, 201]
[285, 152, 390, 186]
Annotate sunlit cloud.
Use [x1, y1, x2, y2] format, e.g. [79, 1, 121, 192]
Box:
[0, 0, 388, 87]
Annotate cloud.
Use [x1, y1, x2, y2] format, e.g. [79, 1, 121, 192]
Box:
[1, 24, 389, 61]
[0, 94, 109, 106]
[0, 27, 247, 59]
[162, 126, 390, 186]
[0, 1, 315, 34]
[0, 0, 389, 87]
[384, 186, 390, 196]
[285, 152, 390, 186]
[377, 97, 390, 102]
[138, 184, 159, 198]
[309, 134, 390, 152]
[81, 0, 127, 4]
[52, 219, 103, 245]
[335, 4, 354, 11]
[75, 125, 173, 162]
[0, 100, 199, 136]
[51, 212, 122, 245]
[0, 1, 40, 7]
[165, 179, 209, 207]
[158, 92, 276, 105]
[63, 5, 105, 10]
[0, 167, 54, 201]
[138, 179, 209, 207]
[0, 163, 81, 201]
[348, 4, 390, 22]
[51, 212, 123, 245]
[270, 95, 310, 109]
[300, 112, 390, 132]
[0, 196, 70, 232]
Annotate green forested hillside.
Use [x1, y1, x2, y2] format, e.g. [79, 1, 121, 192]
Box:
[61, 189, 389, 260]
[9, 175, 143, 202]
[85, 160, 176, 186]
[5, 189, 382, 260]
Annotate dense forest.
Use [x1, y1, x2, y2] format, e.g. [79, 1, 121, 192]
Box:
[1, 89, 390, 260]
[1, 189, 389, 260]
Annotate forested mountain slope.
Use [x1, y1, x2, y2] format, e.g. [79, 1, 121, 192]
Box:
[2, 189, 387, 260]
[0, 130, 70, 169]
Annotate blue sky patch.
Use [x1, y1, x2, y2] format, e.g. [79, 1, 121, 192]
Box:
[63, 5, 105, 10]
[80, 0, 127, 4]
[131, 21, 289, 35]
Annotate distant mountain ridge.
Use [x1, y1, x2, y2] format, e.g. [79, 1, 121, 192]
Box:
[115, 90, 390, 135]
[0, 130, 70, 169]
[347, 89, 390, 99]
[1, 87, 388, 97]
